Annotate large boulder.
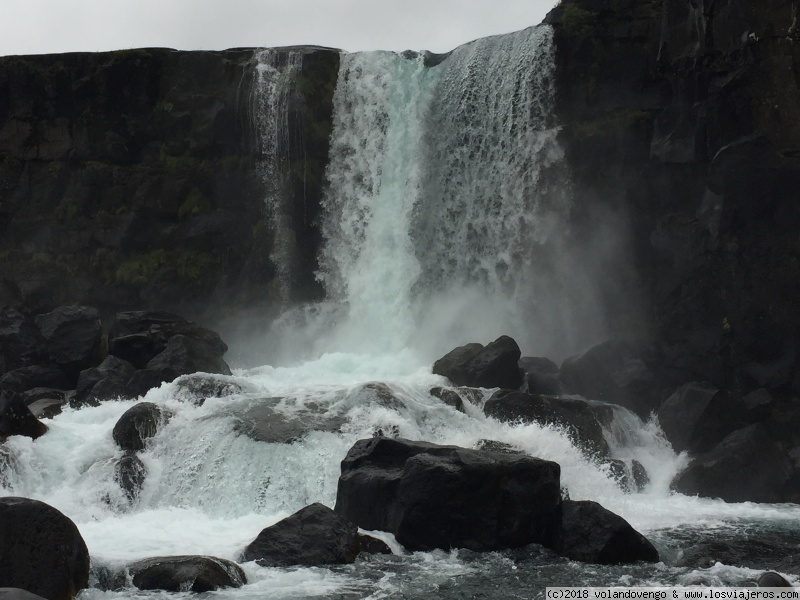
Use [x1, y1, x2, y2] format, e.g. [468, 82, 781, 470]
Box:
[0, 390, 47, 441]
[558, 500, 659, 565]
[0, 497, 90, 600]
[0, 306, 42, 373]
[241, 503, 360, 567]
[111, 402, 170, 452]
[0, 366, 70, 394]
[432, 336, 522, 390]
[128, 556, 246, 592]
[74, 355, 136, 406]
[0, 590, 50, 600]
[519, 356, 562, 395]
[484, 390, 615, 458]
[334, 437, 561, 551]
[657, 381, 719, 453]
[672, 424, 792, 502]
[108, 311, 228, 369]
[34, 306, 102, 381]
[560, 340, 658, 418]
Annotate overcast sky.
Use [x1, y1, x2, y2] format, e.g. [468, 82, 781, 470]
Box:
[1, 0, 558, 57]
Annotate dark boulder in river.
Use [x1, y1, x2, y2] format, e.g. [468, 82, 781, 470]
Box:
[672, 423, 792, 503]
[484, 390, 615, 458]
[558, 500, 659, 565]
[334, 437, 561, 551]
[241, 503, 360, 566]
[108, 310, 228, 370]
[432, 335, 522, 389]
[128, 555, 246, 592]
[0, 497, 90, 600]
[74, 355, 136, 406]
[0, 390, 48, 441]
[112, 402, 170, 452]
[34, 305, 102, 383]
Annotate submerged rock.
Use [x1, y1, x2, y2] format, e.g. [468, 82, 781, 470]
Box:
[230, 402, 345, 444]
[758, 572, 792, 587]
[429, 386, 465, 412]
[558, 500, 659, 565]
[334, 437, 561, 551]
[0, 497, 90, 600]
[173, 373, 244, 405]
[433, 336, 522, 390]
[114, 453, 147, 504]
[129, 555, 246, 592]
[241, 503, 360, 566]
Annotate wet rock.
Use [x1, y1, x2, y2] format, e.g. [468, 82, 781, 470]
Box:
[334, 437, 561, 552]
[108, 311, 228, 369]
[631, 460, 650, 491]
[21, 387, 67, 405]
[0, 390, 47, 441]
[27, 398, 64, 419]
[358, 533, 392, 555]
[560, 340, 657, 418]
[0, 365, 70, 394]
[129, 555, 246, 592]
[145, 334, 232, 380]
[672, 424, 792, 502]
[355, 382, 404, 410]
[484, 390, 615, 458]
[0, 496, 90, 600]
[758, 572, 792, 587]
[241, 503, 360, 566]
[114, 453, 147, 503]
[429, 386, 465, 412]
[74, 355, 136, 406]
[0, 590, 51, 600]
[558, 500, 659, 565]
[658, 382, 754, 454]
[173, 373, 244, 405]
[123, 369, 169, 399]
[34, 305, 102, 381]
[520, 356, 562, 395]
[433, 336, 523, 390]
[112, 402, 170, 452]
[474, 439, 522, 455]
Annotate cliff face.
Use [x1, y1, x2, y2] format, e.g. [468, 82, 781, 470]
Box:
[0, 47, 339, 325]
[547, 0, 800, 400]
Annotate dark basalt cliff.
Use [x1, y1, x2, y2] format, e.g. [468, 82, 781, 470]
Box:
[0, 46, 339, 326]
[548, 0, 800, 395]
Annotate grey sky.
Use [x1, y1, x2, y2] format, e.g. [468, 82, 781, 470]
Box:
[1, 0, 559, 57]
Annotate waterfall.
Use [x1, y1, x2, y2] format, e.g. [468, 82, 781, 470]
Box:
[317, 26, 568, 359]
[253, 49, 304, 304]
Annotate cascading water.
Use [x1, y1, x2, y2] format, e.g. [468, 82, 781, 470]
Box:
[2, 24, 800, 600]
[253, 49, 304, 304]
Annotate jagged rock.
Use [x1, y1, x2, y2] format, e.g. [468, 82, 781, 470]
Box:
[0, 390, 47, 441]
[114, 453, 147, 503]
[74, 355, 136, 406]
[0, 306, 42, 373]
[0, 497, 90, 600]
[334, 437, 561, 551]
[658, 382, 759, 454]
[484, 390, 614, 458]
[128, 556, 246, 592]
[673, 424, 792, 502]
[758, 572, 792, 588]
[429, 386, 465, 412]
[432, 336, 522, 390]
[111, 402, 170, 452]
[519, 356, 562, 395]
[0, 365, 70, 394]
[241, 503, 360, 566]
[108, 311, 228, 369]
[557, 500, 659, 565]
[560, 340, 657, 418]
[358, 534, 392, 555]
[34, 306, 102, 381]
